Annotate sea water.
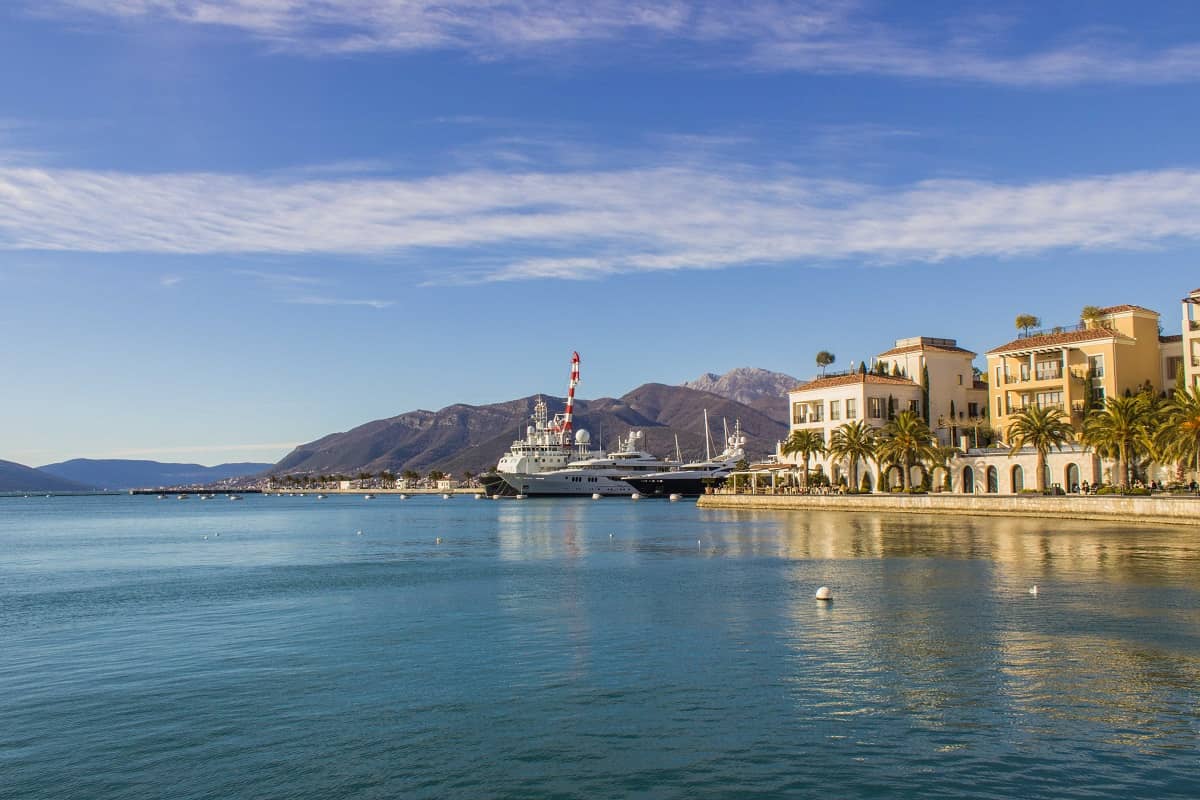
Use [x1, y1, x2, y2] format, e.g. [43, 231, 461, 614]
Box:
[1, 494, 1197, 799]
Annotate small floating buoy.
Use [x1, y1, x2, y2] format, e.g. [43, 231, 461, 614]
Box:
[475, 493, 483, 500]
[436, 537, 441, 544]
[1029, 585, 1038, 596]
[202, 535, 208, 540]
[356, 530, 362, 536]
[399, 494, 408, 500]
[442, 493, 451, 499]
[815, 586, 833, 601]
[592, 493, 602, 500]
[669, 493, 682, 502]
[631, 493, 642, 500]
[609, 533, 614, 538]
[364, 494, 374, 500]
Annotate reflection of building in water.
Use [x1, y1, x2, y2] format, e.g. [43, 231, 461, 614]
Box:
[706, 509, 1200, 584]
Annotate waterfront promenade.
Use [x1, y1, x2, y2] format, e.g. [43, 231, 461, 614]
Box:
[697, 491, 1200, 527]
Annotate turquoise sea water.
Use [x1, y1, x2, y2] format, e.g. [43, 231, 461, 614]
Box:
[1, 494, 1197, 799]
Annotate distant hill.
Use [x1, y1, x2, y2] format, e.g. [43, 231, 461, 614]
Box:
[37, 459, 273, 490]
[271, 383, 788, 477]
[0, 459, 92, 492]
[683, 367, 798, 424]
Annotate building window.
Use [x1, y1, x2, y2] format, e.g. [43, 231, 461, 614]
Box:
[1088, 354, 1105, 378]
[830, 400, 841, 421]
[811, 403, 824, 422]
[1091, 386, 1106, 405]
[792, 401, 806, 424]
[868, 397, 885, 419]
[995, 366, 1003, 384]
[846, 398, 857, 419]
[957, 374, 963, 385]
[1035, 391, 1063, 410]
[996, 397, 1003, 416]
[1035, 358, 1063, 381]
[968, 402, 979, 417]
[908, 399, 920, 414]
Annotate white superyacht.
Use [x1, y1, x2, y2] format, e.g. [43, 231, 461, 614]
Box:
[498, 431, 679, 497]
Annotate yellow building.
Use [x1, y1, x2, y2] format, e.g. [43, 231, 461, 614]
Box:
[985, 304, 1163, 440]
[1181, 288, 1200, 390]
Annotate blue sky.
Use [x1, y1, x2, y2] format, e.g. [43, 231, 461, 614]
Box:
[3, 1, 1200, 466]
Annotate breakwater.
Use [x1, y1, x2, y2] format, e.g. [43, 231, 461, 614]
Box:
[697, 492, 1200, 527]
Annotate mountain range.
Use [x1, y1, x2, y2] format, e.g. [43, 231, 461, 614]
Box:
[2, 368, 798, 488]
[37, 459, 274, 490]
[0, 459, 92, 493]
[271, 372, 795, 477]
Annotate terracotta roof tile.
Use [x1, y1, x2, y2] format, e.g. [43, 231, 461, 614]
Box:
[1096, 304, 1157, 315]
[875, 342, 976, 357]
[986, 327, 1122, 355]
[791, 373, 918, 392]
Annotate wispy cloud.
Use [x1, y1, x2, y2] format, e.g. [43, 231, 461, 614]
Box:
[160, 274, 183, 286]
[288, 295, 393, 309]
[43, 0, 1200, 87]
[3, 162, 1200, 283]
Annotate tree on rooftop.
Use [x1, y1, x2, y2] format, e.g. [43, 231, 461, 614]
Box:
[815, 351, 836, 376]
[1015, 314, 1041, 337]
[1080, 305, 1104, 328]
[1006, 405, 1074, 492]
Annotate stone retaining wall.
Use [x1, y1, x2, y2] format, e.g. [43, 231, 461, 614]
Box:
[696, 493, 1200, 527]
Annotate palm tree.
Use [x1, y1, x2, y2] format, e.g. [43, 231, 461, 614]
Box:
[827, 420, 876, 492]
[782, 429, 826, 489]
[1154, 387, 1200, 479]
[1080, 305, 1104, 329]
[1082, 394, 1151, 489]
[876, 411, 935, 491]
[1015, 313, 1041, 337]
[815, 351, 836, 376]
[1005, 405, 1074, 492]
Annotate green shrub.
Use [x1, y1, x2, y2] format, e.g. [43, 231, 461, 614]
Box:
[1123, 487, 1151, 496]
[905, 488, 927, 494]
[1096, 486, 1117, 495]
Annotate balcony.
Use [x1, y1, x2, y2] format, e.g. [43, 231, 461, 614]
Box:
[1190, 320, 1200, 331]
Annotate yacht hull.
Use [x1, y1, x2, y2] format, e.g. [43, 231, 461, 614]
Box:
[499, 473, 637, 497]
[621, 475, 727, 497]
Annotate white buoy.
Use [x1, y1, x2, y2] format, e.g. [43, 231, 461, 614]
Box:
[631, 493, 642, 500]
[399, 494, 408, 500]
[815, 586, 833, 601]
[1029, 585, 1038, 596]
[475, 493, 483, 500]
[436, 537, 441, 544]
[442, 493, 451, 499]
[592, 493, 602, 500]
[356, 530, 362, 536]
[669, 493, 682, 502]
[202, 535, 208, 540]
[364, 494, 374, 500]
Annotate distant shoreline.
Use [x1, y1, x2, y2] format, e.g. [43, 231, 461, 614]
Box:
[696, 493, 1200, 527]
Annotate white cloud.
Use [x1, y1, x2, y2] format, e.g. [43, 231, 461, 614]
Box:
[233, 268, 391, 307]
[42, 0, 1200, 87]
[3, 162, 1200, 282]
[160, 274, 183, 286]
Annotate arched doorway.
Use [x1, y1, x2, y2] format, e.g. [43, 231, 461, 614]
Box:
[986, 466, 998, 494]
[1065, 463, 1080, 492]
[962, 466, 975, 493]
[1011, 465, 1024, 493]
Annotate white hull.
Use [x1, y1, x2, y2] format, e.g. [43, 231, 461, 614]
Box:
[499, 471, 638, 496]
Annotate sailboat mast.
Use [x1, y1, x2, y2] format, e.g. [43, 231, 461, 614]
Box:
[704, 409, 711, 461]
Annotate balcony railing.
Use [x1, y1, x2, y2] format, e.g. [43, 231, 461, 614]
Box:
[1017, 321, 1086, 339]
[1005, 403, 1065, 415]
